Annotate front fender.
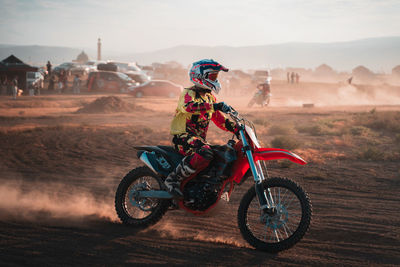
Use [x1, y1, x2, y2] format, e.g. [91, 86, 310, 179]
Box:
[253, 148, 307, 165]
[231, 147, 306, 184]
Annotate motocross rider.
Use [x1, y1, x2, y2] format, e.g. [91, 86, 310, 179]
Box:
[256, 77, 271, 98]
[164, 59, 238, 197]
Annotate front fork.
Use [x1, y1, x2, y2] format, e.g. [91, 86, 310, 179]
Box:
[239, 129, 275, 211]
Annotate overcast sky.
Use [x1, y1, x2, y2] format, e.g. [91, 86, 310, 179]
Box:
[1, 0, 399, 53]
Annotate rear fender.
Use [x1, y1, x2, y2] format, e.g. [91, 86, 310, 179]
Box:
[136, 148, 173, 176]
[135, 146, 182, 167]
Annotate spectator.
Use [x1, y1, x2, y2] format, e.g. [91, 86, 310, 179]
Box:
[12, 76, 18, 99]
[28, 81, 35, 96]
[73, 75, 81, 94]
[347, 76, 353, 84]
[61, 70, 68, 92]
[57, 73, 63, 94]
[7, 79, 12, 95]
[295, 73, 300, 83]
[48, 75, 55, 91]
[46, 61, 52, 76]
[291, 72, 295, 84]
[287, 72, 290, 83]
[34, 80, 41, 96]
[0, 76, 6, 95]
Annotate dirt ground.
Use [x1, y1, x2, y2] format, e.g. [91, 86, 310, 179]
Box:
[0, 82, 399, 266]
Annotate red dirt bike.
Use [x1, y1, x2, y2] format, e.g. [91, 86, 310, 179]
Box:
[115, 109, 312, 253]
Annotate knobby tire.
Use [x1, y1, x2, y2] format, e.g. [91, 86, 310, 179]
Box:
[237, 177, 312, 253]
[115, 166, 169, 228]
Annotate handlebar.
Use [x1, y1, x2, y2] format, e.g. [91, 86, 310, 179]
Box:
[227, 107, 240, 122]
[226, 107, 258, 140]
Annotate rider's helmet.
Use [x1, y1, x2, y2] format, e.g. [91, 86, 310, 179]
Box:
[189, 59, 229, 94]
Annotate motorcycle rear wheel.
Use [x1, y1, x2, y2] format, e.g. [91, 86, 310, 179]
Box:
[237, 177, 312, 253]
[115, 166, 170, 228]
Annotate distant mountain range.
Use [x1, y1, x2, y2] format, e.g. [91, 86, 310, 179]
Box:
[1, 36, 399, 72]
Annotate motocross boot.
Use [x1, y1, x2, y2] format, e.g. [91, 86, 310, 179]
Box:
[164, 157, 195, 198]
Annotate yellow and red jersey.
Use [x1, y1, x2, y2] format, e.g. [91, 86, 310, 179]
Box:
[170, 87, 236, 140]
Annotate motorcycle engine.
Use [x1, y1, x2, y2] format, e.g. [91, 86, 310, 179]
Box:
[183, 175, 222, 211]
[182, 142, 236, 211]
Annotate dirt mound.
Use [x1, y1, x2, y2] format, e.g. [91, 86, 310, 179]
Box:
[0, 99, 84, 109]
[76, 96, 135, 114]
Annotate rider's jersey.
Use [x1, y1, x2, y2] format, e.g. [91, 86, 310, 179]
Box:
[170, 87, 236, 139]
[257, 83, 270, 95]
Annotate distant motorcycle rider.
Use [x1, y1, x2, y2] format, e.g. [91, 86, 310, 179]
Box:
[257, 78, 271, 98]
[164, 59, 237, 197]
[248, 76, 272, 107]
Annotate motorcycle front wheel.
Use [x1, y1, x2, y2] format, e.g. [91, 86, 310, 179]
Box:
[115, 166, 170, 228]
[264, 96, 270, 106]
[247, 98, 255, 108]
[237, 177, 312, 253]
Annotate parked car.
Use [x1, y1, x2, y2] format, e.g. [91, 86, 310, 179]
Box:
[54, 62, 89, 76]
[97, 62, 118, 72]
[26, 71, 44, 89]
[128, 80, 183, 98]
[84, 60, 107, 72]
[108, 61, 151, 84]
[125, 72, 150, 84]
[87, 71, 138, 92]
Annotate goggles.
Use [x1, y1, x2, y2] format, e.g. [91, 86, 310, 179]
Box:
[207, 72, 219, 81]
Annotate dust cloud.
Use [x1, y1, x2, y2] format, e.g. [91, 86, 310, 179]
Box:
[141, 220, 250, 248]
[0, 180, 248, 247]
[276, 84, 400, 107]
[0, 180, 117, 224]
[336, 85, 400, 105]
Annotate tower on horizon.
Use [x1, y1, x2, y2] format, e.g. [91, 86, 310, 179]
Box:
[97, 38, 101, 61]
